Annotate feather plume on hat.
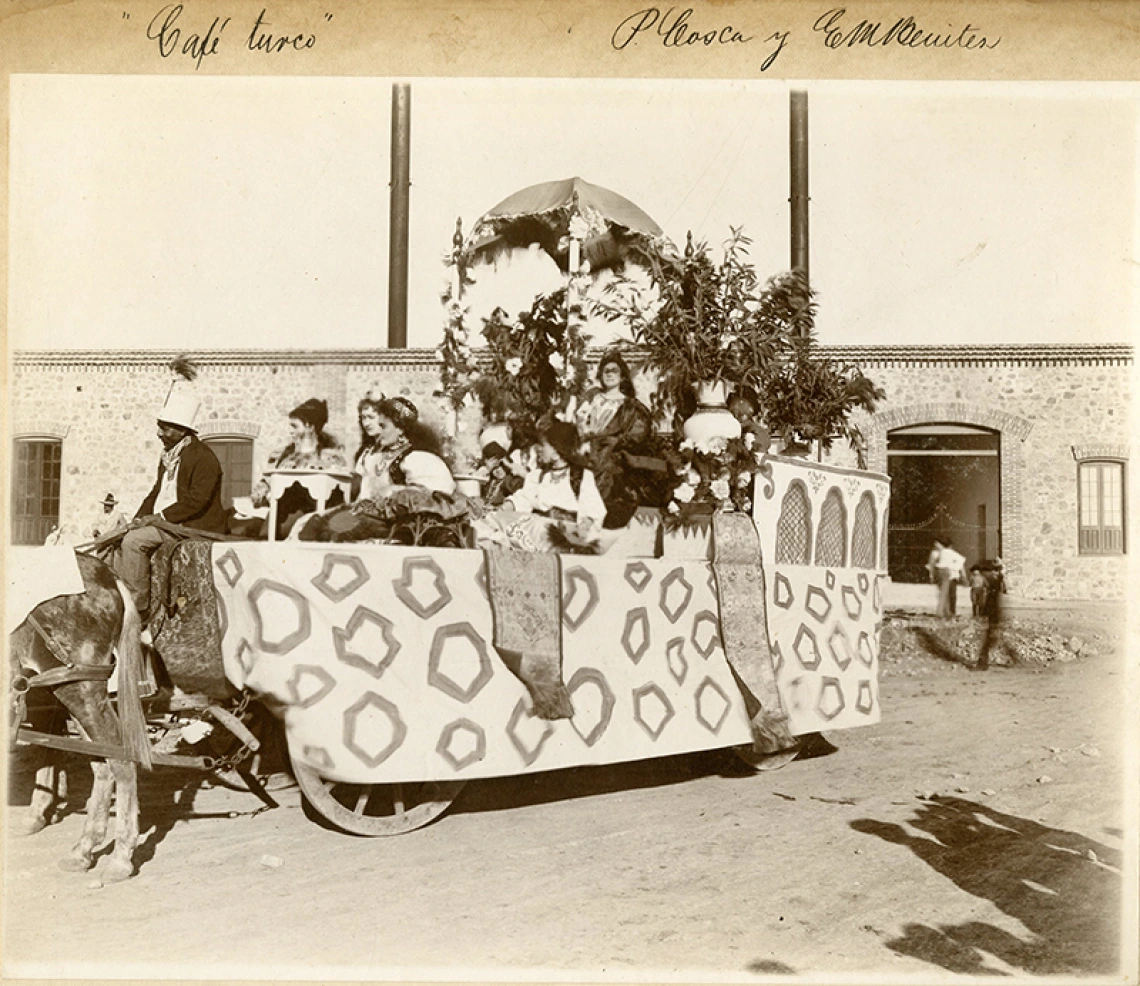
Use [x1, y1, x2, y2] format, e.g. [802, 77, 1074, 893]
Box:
[164, 354, 200, 403]
[169, 354, 199, 382]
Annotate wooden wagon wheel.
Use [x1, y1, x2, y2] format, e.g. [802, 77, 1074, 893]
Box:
[290, 754, 466, 836]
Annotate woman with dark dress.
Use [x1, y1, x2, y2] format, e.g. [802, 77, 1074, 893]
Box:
[573, 351, 659, 527]
[233, 397, 347, 539]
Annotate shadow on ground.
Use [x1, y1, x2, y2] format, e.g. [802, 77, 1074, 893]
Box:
[851, 796, 1121, 976]
[454, 748, 738, 816]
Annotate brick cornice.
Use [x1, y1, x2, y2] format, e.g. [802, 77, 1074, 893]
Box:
[197, 420, 261, 439]
[1072, 443, 1129, 461]
[10, 342, 1134, 370]
[870, 402, 1034, 441]
[11, 421, 70, 439]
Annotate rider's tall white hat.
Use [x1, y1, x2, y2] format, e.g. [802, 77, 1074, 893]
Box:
[157, 390, 200, 432]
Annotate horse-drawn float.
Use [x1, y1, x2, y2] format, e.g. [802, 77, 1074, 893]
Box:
[8, 454, 888, 879]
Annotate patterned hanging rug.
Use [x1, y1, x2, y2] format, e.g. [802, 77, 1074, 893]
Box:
[711, 510, 796, 754]
[481, 546, 574, 721]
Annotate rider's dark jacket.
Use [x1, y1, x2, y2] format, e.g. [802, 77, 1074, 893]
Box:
[137, 436, 227, 534]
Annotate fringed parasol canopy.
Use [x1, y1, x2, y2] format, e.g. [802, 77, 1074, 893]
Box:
[464, 176, 671, 273]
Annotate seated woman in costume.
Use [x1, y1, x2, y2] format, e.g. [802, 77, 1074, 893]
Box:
[232, 398, 347, 539]
[298, 397, 461, 543]
[574, 351, 660, 526]
[474, 421, 607, 553]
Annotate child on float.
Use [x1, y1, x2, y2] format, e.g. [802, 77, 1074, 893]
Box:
[473, 420, 607, 553]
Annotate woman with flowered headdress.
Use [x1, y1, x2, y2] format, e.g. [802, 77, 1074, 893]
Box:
[298, 396, 460, 542]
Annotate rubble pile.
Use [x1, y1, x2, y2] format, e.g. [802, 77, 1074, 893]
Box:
[878, 611, 1103, 674]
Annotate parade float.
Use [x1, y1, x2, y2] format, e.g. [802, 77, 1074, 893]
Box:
[10, 179, 889, 878]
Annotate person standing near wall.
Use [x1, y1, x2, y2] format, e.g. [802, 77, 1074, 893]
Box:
[928, 538, 966, 619]
[91, 492, 130, 540]
[976, 557, 1007, 669]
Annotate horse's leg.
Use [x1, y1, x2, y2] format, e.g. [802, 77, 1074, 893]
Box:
[101, 757, 139, 883]
[59, 758, 113, 872]
[53, 682, 123, 873]
[24, 762, 58, 836]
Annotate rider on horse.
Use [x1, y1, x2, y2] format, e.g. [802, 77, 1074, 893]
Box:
[116, 390, 227, 620]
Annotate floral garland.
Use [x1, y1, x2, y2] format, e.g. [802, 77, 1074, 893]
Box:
[663, 431, 766, 525]
[475, 286, 591, 442]
[436, 248, 481, 413]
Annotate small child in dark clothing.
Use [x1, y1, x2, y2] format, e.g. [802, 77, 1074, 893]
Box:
[968, 566, 989, 617]
[479, 441, 525, 508]
[977, 559, 1007, 670]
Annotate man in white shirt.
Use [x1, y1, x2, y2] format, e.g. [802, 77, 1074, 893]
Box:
[930, 538, 966, 618]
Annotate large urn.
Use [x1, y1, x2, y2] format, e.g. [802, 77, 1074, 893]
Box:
[683, 380, 742, 445]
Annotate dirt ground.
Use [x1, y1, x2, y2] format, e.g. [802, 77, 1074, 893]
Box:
[3, 598, 1135, 982]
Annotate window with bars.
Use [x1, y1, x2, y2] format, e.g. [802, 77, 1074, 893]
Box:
[775, 481, 812, 564]
[203, 436, 254, 510]
[11, 438, 62, 545]
[815, 487, 848, 568]
[1078, 460, 1125, 555]
[852, 491, 877, 569]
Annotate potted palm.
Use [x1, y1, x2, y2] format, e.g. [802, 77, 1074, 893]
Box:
[595, 228, 813, 441]
[759, 332, 886, 458]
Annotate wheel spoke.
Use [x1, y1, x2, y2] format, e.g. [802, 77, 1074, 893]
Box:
[354, 787, 370, 815]
[291, 755, 465, 836]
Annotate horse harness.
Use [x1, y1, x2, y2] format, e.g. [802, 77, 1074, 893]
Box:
[11, 612, 115, 715]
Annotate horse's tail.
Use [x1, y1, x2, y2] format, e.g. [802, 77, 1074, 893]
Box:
[113, 578, 153, 771]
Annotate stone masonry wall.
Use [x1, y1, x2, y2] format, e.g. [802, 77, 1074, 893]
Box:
[828, 358, 1132, 600]
[8, 349, 1132, 600]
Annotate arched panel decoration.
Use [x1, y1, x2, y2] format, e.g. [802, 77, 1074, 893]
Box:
[775, 480, 812, 565]
[815, 488, 848, 568]
[852, 492, 877, 569]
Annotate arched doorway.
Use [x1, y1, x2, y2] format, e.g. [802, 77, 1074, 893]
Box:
[887, 423, 1001, 582]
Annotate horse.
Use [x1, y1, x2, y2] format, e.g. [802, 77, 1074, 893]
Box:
[8, 550, 152, 883]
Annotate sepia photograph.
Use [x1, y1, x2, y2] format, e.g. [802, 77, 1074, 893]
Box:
[3, 2, 1137, 983]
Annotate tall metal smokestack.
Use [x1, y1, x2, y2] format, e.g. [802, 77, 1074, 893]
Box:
[789, 89, 810, 289]
[388, 83, 412, 348]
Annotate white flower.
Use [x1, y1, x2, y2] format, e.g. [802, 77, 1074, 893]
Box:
[447, 301, 464, 320]
[719, 333, 738, 350]
[674, 482, 696, 503]
[696, 436, 728, 456]
[711, 479, 731, 500]
[548, 352, 565, 371]
[753, 451, 766, 466]
[736, 471, 752, 488]
[742, 498, 752, 512]
[743, 432, 756, 450]
[505, 357, 523, 376]
[685, 467, 700, 486]
[568, 215, 591, 241]
[667, 502, 680, 515]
